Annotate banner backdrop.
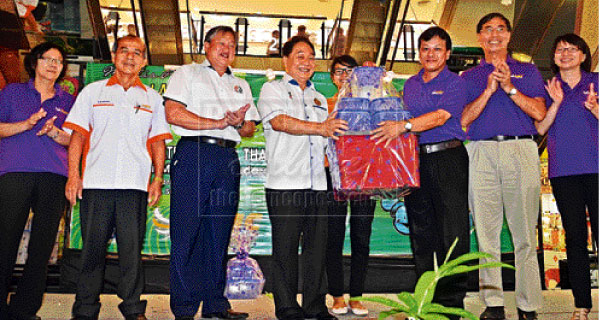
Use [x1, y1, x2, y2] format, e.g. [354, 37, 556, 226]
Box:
[68, 63, 516, 256]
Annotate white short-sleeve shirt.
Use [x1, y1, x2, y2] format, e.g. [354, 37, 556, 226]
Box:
[163, 60, 260, 142]
[257, 74, 328, 191]
[63, 77, 172, 191]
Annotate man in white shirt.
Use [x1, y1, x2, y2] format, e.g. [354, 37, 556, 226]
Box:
[163, 26, 259, 320]
[257, 36, 347, 320]
[64, 35, 172, 320]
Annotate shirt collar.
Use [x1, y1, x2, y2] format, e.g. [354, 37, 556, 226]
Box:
[284, 73, 313, 89]
[27, 79, 67, 97]
[201, 59, 232, 75]
[417, 65, 450, 84]
[106, 75, 147, 91]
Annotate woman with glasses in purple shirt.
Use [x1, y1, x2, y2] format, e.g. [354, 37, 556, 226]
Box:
[535, 33, 598, 320]
[0, 42, 73, 320]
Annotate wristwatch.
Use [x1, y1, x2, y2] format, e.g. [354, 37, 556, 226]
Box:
[507, 87, 518, 97]
[404, 120, 413, 132]
[234, 120, 245, 130]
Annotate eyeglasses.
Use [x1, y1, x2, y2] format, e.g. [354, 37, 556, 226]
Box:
[39, 56, 63, 65]
[555, 47, 580, 55]
[333, 68, 353, 76]
[481, 26, 508, 34]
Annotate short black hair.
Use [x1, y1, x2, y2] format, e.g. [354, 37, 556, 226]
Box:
[282, 36, 315, 57]
[418, 26, 452, 50]
[24, 42, 67, 81]
[550, 33, 592, 74]
[477, 13, 512, 33]
[205, 25, 237, 44]
[330, 55, 358, 77]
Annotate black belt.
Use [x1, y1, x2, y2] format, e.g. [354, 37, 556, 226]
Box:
[484, 135, 536, 142]
[180, 136, 237, 148]
[419, 139, 462, 154]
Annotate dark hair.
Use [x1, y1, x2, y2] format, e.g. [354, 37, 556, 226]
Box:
[330, 55, 358, 77]
[476, 13, 512, 33]
[418, 26, 452, 50]
[550, 33, 592, 74]
[113, 35, 148, 58]
[298, 25, 306, 32]
[205, 25, 237, 44]
[24, 42, 67, 81]
[282, 36, 315, 57]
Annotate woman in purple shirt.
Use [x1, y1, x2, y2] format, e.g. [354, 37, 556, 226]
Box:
[0, 42, 73, 320]
[535, 34, 598, 320]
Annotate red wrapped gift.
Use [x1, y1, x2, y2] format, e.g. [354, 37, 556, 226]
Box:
[331, 134, 419, 199]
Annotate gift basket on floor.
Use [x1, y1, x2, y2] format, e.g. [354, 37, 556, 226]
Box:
[327, 66, 420, 200]
[224, 220, 265, 299]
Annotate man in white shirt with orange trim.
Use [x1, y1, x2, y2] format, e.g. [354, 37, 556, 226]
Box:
[63, 35, 172, 320]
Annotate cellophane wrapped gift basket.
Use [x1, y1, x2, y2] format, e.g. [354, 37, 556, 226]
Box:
[327, 66, 420, 200]
[224, 223, 265, 299]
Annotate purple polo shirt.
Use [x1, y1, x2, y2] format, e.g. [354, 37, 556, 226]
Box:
[461, 57, 547, 140]
[403, 66, 467, 144]
[547, 71, 598, 178]
[0, 80, 74, 177]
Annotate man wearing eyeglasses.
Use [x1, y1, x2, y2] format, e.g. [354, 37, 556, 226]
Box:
[64, 35, 172, 320]
[460, 13, 547, 320]
[163, 25, 258, 320]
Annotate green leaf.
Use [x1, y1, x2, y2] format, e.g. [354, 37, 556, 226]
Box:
[413, 271, 438, 310]
[438, 252, 496, 275]
[377, 310, 400, 320]
[397, 292, 418, 310]
[443, 237, 459, 265]
[421, 313, 450, 320]
[423, 303, 478, 320]
[354, 296, 408, 309]
[444, 262, 514, 277]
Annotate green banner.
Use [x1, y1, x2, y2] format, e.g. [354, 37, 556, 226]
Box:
[69, 62, 515, 256]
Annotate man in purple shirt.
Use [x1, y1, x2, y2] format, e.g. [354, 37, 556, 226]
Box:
[371, 27, 469, 318]
[460, 13, 546, 320]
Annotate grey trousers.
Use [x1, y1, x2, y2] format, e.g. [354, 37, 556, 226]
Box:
[467, 139, 542, 312]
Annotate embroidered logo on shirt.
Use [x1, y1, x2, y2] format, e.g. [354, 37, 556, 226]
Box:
[431, 90, 444, 95]
[314, 98, 322, 106]
[583, 90, 591, 95]
[234, 85, 243, 94]
[510, 74, 524, 79]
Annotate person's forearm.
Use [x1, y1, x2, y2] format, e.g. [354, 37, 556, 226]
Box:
[461, 89, 493, 127]
[67, 131, 85, 178]
[535, 101, 560, 135]
[0, 121, 28, 138]
[270, 114, 324, 136]
[150, 140, 166, 180]
[165, 100, 226, 130]
[507, 88, 546, 121]
[410, 109, 451, 133]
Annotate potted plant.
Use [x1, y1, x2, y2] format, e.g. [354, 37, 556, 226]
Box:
[354, 238, 515, 320]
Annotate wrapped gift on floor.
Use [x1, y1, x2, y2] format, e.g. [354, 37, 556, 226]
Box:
[225, 225, 265, 299]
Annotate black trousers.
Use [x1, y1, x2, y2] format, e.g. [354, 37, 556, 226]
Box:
[324, 168, 375, 297]
[550, 173, 598, 308]
[404, 144, 470, 310]
[266, 189, 329, 319]
[0, 172, 66, 320]
[72, 189, 148, 319]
